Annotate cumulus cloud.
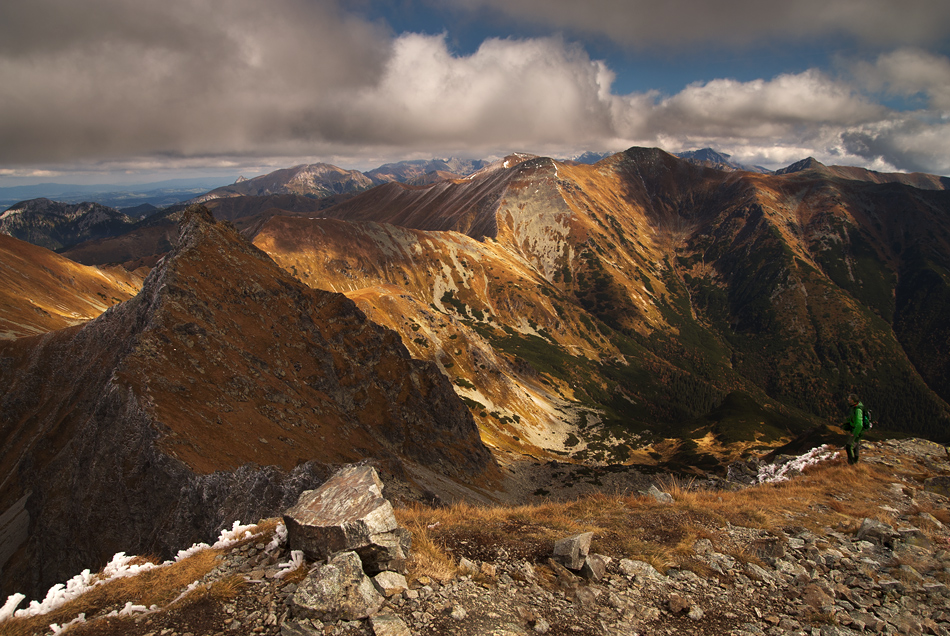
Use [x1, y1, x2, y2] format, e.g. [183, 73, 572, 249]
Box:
[852, 48, 950, 110]
[312, 34, 619, 147]
[1, 0, 949, 178]
[446, 0, 950, 48]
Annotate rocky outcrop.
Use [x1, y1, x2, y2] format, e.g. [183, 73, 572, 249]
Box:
[284, 466, 411, 573]
[0, 206, 494, 599]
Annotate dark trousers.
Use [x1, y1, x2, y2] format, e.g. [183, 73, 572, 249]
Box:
[846, 434, 861, 464]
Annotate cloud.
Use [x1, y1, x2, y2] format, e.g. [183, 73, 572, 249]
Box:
[1, 0, 949, 178]
[445, 0, 950, 48]
[308, 34, 619, 148]
[0, 0, 390, 163]
[852, 48, 950, 110]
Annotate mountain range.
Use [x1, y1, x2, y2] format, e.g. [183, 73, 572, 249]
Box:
[2, 147, 950, 600]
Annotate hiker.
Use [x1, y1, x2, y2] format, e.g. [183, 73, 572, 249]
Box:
[841, 394, 865, 464]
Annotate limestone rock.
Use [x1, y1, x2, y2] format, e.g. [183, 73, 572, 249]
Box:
[291, 551, 384, 622]
[619, 558, 663, 579]
[553, 531, 593, 570]
[370, 613, 412, 636]
[372, 571, 408, 597]
[284, 465, 399, 561]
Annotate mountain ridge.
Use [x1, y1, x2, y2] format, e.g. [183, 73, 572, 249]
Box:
[0, 206, 496, 599]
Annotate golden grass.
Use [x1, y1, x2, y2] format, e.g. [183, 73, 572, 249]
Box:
[395, 453, 922, 583]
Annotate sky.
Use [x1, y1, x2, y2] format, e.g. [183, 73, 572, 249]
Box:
[1, 0, 949, 185]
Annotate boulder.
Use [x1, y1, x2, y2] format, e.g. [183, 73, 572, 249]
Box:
[552, 531, 593, 570]
[284, 465, 400, 561]
[357, 527, 412, 574]
[923, 476, 950, 497]
[619, 558, 663, 579]
[291, 551, 384, 622]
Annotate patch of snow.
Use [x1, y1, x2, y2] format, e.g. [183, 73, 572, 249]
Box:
[274, 550, 305, 579]
[265, 522, 287, 552]
[757, 445, 838, 484]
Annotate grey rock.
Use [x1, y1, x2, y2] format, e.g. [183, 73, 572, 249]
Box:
[753, 536, 786, 559]
[553, 531, 593, 570]
[619, 558, 663, 579]
[372, 571, 408, 597]
[280, 620, 321, 636]
[291, 550, 384, 622]
[358, 527, 412, 574]
[855, 518, 898, 544]
[668, 592, 690, 613]
[284, 465, 399, 561]
[370, 613, 412, 636]
[580, 553, 607, 581]
[923, 476, 950, 497]
[458, 557, 478, 575]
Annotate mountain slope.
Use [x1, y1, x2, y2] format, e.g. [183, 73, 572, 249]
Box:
[0, 206, 495, 599]
[256, 148, 950, 460]
[0, 199, 136, 251]
[0, 234, 143, 338]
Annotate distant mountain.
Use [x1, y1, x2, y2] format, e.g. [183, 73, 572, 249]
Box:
[364, 158, 488, 184]
[568, 151, 614, 165]
[776, 157, 950, 190]
[0, 199, 136, 251]
[264, 147, 950, 461]
[192, 164, 374, 203]
[0, 177, 237, 209]
[676, 148, 771, 173]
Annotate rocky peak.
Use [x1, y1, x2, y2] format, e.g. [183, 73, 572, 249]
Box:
[775, 156, 828, 175]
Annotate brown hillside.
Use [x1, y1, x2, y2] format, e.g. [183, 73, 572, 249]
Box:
[0, 234, 143, 338]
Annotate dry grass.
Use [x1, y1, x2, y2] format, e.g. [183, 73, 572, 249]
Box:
[395, 454, 920, 583]
[3, 522, 280, 636]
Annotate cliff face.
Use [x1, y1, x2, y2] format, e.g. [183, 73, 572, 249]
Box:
[0, 206, 494, 599]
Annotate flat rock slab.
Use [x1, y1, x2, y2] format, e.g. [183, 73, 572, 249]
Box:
[284, 465, 398, 560]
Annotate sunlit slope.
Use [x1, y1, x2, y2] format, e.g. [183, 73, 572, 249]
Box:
[258, 147, 950, 463]
[0, 234, 143, 338]
[253, 215, 620, 458]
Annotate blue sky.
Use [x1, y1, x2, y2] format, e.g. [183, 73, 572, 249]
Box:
[1, 0, 949, 185]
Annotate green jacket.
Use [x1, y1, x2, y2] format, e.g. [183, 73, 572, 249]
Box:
[844, 401, 865, 438]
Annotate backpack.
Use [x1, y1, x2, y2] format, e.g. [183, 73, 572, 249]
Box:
[863, 408, 872, 429]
